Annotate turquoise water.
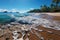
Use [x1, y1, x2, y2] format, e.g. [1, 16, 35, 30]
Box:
[0, 12, 29, 24]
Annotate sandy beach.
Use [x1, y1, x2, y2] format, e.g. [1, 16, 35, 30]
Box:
[0, 13, 60, 40]
[46, 13, 60, 21]
[46, 13, 60, 16]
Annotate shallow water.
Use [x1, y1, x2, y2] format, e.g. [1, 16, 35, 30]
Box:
[0, 12, 30, 23]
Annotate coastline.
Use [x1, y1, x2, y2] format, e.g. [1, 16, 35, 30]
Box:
[0, 13, 60, 40]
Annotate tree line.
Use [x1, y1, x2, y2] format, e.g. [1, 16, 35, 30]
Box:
[28, 0, 60, 13]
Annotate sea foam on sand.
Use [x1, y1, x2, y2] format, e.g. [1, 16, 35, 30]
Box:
[13, 13, 60, 30]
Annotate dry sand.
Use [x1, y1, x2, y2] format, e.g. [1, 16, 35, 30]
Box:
[46, 13, 60, 16]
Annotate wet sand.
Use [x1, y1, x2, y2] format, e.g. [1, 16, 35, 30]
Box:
[46, 13, 60, 21]
[28, 14, 60, 40]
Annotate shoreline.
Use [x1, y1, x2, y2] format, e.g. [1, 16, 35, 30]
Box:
[46, 13, 60, 16]
[0, 13, 60, 40]
[30, 13, 60, 16]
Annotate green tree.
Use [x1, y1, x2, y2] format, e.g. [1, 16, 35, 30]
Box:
[52, 0, 60, 7]
[40, 5, 50, 12]
[27, 9, 41, 13]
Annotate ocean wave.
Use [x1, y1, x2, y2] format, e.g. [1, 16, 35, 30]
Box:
[10, 13, 41, 24]
[5, 13, 40, 24]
